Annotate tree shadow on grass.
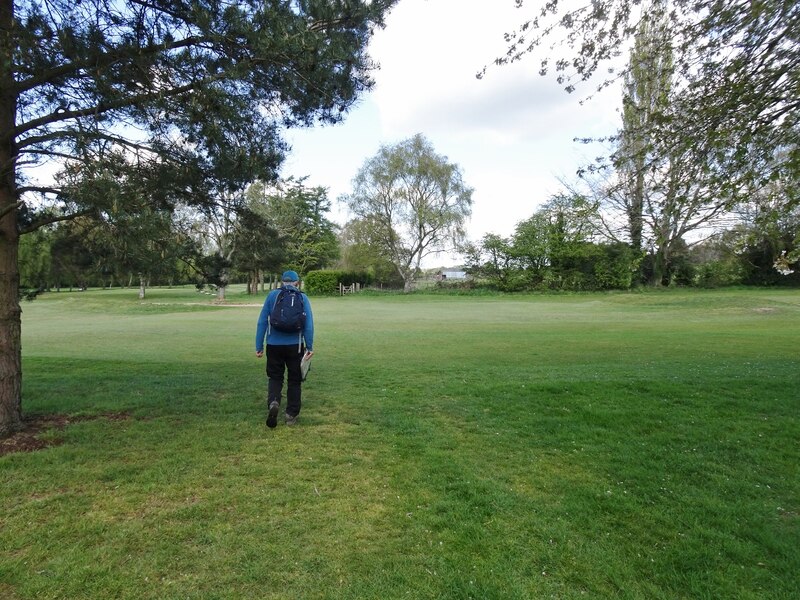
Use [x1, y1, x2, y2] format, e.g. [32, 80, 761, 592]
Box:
[0, 412, 132, 456]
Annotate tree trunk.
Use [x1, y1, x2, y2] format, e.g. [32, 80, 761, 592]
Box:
[396, 261, 414, 293]
[138, 273, 146, 299]
[0, 0, 23, 436]
[217, 265, 228, 301]
[0, 212, 22, 437]
[629, 170, 644, 251]
[651, 245, 669, 287]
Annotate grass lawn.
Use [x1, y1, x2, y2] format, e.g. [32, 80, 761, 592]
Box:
[1, 286, 799, 599]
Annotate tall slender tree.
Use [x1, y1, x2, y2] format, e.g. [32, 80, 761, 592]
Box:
[614, 0, 673, 252]
[595, 1, 733, 285]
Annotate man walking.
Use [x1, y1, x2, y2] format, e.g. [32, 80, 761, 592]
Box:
[255, 271, 314, 428]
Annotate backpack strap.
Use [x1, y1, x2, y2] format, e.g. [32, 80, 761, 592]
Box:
[297, 292, 307, 352]
[267, 288, 287, 335]
[297, 290, 303, 352]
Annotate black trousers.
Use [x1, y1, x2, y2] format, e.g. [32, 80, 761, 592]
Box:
[266, 344, 305, 417]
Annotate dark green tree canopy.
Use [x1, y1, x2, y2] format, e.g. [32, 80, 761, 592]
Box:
[246, 178, 340, 274]
[7, 0, 397, 224]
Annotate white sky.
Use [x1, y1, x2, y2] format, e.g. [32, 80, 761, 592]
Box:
[280, 0, 624, 266]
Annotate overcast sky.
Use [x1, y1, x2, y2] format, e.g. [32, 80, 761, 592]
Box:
[280, 0, 624, 265]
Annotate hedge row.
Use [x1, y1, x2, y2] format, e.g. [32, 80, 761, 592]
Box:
[304, 270, 373, 295]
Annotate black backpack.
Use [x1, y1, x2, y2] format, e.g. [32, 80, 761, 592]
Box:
[269, 288, 306, 332]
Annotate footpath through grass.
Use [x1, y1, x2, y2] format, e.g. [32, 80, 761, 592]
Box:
[1, 286, 799, 599]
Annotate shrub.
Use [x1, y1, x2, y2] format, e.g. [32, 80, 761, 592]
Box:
[592, 243, 638, 290]
[304, 270, 340, 295]
[694, 261, 745, 288]
[304, 270, 374, 295]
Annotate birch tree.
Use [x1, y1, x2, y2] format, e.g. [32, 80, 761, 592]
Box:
[345, 134, 473, 292]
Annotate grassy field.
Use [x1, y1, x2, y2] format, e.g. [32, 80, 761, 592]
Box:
[1, 286, 799, 599]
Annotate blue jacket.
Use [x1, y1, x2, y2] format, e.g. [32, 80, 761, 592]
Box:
[255, 285, 314, 352]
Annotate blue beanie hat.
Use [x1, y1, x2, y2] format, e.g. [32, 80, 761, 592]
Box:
[281, 270, 300, 282]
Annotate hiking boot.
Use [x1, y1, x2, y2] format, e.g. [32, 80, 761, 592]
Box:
[266, 401, 279, 429]
[285, 413, 298, 427]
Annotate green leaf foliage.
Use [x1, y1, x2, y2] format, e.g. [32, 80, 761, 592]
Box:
[304, 270, 341, 296]
[305, 269, 373, 296]
[495, 0, 799, 207]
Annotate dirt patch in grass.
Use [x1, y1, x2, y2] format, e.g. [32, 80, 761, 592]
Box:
[0, 412, 132, 456]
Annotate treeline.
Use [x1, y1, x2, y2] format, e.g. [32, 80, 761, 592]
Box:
[461, 193, 800, 292]
[17, 179, 342, 299]
[22, 185, 798, 296]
